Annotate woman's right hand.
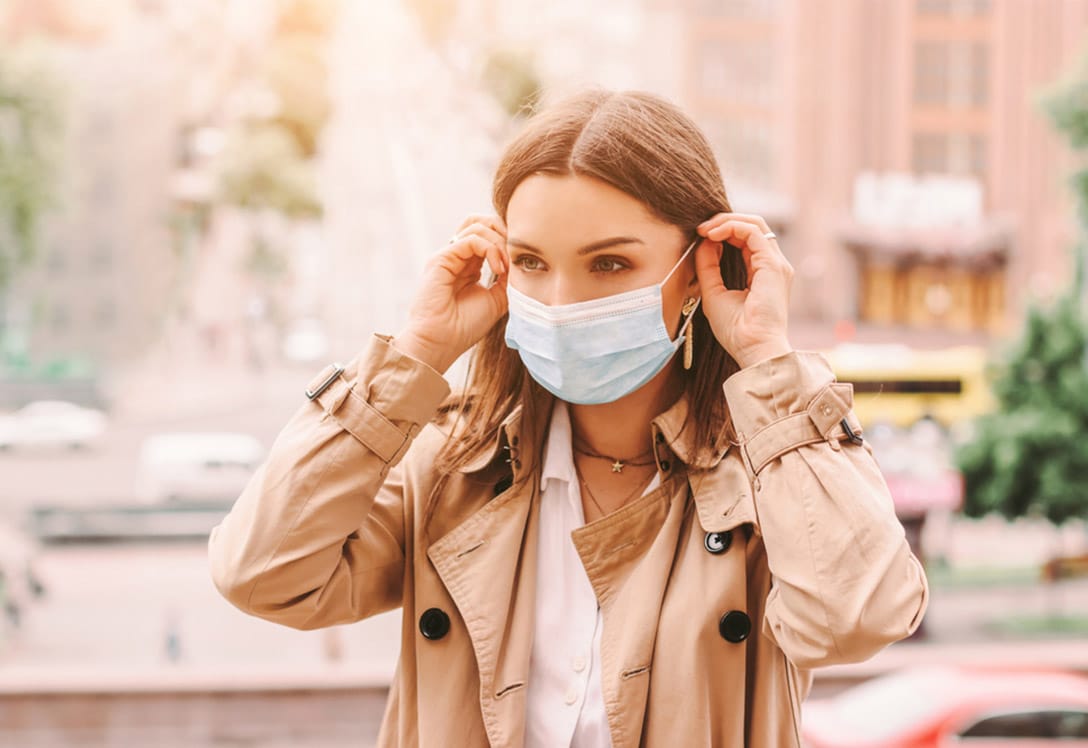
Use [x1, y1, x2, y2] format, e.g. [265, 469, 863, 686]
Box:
[393, 214, 510, 373]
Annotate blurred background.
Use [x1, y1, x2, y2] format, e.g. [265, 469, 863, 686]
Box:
[1, 0, 1087, 746]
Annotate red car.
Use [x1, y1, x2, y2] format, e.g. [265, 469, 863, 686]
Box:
[803, 665, 1088, 747]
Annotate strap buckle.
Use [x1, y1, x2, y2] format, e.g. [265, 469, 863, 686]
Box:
[305, 362, 345, 401]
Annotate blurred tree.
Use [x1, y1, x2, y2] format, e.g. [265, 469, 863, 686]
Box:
[954, 51, 1088, 526]
[481, 48, 543, 118]
[0, 49, 61, 293]
[216, 122, 321, 219]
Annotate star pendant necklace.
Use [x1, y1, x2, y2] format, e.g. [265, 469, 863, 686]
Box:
[572, 434, 657, 474]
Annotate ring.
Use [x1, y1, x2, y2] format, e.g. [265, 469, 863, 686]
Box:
[763, 231, 776, 240]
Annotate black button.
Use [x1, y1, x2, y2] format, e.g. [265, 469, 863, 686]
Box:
[660, 460, 671, 472]
[513, 458, 522, 470]
[419, 608, 450, 640]
[704, 530, 732, 554]
[493, 474, 513, 495]
[656, 432, 666, 444]
[718, 610, 751, 643]
[511, 435, 519, 446]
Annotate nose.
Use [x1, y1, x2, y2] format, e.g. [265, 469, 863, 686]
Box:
[544, 277, 581, 307]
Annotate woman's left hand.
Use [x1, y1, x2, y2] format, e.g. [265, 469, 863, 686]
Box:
[693, 213, 794, 370]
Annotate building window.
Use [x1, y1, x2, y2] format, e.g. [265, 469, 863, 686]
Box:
[51, 304, 70, 332]
[90, 243, 112, 272]
[916, 0, 991, 16]
[696, 0, 782, 18]
[912, 132, 987, 179]
[46, 246, 66, 274]
[913, 41, 989, 109]
[95, 299, 116, 327]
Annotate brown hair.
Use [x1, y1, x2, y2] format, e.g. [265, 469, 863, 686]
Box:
[432, 87, 746, 491]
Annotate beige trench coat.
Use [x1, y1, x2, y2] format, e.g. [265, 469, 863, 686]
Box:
[208, 334, 929, 747]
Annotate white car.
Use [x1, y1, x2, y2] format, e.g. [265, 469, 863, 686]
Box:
[0, 400, 108, 451]
[139, 432, 265, 504]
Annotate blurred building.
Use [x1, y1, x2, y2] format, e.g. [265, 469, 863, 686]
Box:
[1, 1, 207, 371]
[676, 0, 1088, 342]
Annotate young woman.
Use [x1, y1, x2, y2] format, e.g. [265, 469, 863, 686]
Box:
[209, 88, 928, 747]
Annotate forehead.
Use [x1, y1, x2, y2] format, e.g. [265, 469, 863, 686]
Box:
[505, 173, 669, 242]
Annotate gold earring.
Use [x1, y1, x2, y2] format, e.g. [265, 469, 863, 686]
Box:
[681, 297, 698, 370]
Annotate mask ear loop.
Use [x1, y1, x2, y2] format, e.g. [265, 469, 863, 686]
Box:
[665, 236, 702, 340]
[660, 236, 701, 288]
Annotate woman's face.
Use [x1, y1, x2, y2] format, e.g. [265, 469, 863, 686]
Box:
[504, 173, 698, 336]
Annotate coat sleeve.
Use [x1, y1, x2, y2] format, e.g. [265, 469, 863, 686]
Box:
[207, 333, 452, 630]
[722, 350, 929, 668]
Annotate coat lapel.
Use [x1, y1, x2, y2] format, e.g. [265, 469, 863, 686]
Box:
[426, 476, 539, 748]
[571, 474, 689, 748]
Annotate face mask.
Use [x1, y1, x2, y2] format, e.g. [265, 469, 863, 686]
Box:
[504, 237, 701, 405]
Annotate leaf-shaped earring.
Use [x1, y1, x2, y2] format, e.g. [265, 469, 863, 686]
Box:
[682, 297, 698, 370]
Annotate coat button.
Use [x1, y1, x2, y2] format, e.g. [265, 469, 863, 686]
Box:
[718, 610, 751, 643]
[419, 608, 451, 640]
[704, 530, 732, 554]
[656, 432, 666, 444]
[660, 459, 671, 472]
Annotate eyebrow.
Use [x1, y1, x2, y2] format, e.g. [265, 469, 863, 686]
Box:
[506, 236, 646, 256]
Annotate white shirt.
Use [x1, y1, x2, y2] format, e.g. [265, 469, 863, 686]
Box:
[524, 401, 661, 748]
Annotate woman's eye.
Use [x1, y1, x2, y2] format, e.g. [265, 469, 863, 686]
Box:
[592, 257, 628, 273]
[512, 255, 544, 271]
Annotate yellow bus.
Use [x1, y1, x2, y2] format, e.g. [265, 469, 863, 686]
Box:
[819, 343, 995, 430]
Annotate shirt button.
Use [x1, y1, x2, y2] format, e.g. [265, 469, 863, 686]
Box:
[572, 655, 586, 672]
[565, 686, 578, 705]
[821, 403, 833, 417]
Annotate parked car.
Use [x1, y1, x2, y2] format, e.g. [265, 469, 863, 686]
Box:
[0, 400, 107, 451]
[139, 432, 265, 504]
[803, 665, 1088, 747]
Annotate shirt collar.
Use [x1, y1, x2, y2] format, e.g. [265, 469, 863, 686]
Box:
[539, 399, 577, 490]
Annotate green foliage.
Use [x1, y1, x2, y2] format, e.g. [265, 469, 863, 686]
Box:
[481, 49, 543, 118]
[955, 295, 1088, 525]
[0, 50, 62, 291]
[261, 18, 332, 158]
[955, 49, 1088, 527]
[216, 121, 321, 218]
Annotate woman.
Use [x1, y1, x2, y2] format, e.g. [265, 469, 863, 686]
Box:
[209, 88, 928, 747]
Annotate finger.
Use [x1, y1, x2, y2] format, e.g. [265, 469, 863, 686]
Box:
[705, 220, 787, 272]
[459, 221, 507, 247]
[717, 212, 772, 236]
[705, 220, 792, 287]
[438, 236, 500, 283]
[693, 238, 729, 300]
[697, 213, 777, 248]
[456, 214, 507, 238]
[696, 212, 731, 236]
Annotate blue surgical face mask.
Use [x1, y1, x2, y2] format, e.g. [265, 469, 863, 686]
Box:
[504, 237, 701, 405]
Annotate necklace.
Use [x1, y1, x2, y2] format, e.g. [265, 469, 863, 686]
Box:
[572, 435, 656, 474]
[574, 457, 656, 520]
